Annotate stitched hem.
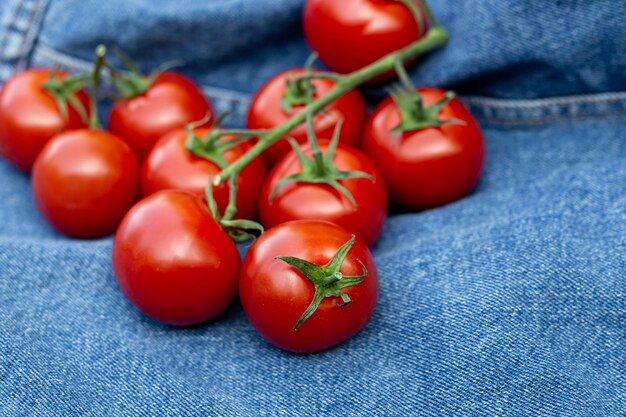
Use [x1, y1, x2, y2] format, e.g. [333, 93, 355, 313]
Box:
[16, 43, 626, 127]
[0, 0, 49, 80]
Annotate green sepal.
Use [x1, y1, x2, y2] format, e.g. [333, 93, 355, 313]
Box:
[184, 113, 245, 169]
[276, 235, 367, 330]
[389, 88, 466, 133]
[41, 70, 91, 124]
[269, 118, 374, 207]
[109, 46, 183, 100]
[221, 219, 264, 242]
[280, 52, 319, 114]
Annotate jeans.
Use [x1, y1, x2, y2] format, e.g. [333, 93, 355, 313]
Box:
[0, 0, 624, 415]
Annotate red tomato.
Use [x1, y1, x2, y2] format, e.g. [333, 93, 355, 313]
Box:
[362, 87, 485, 210]
[246, 69, 368, 165]
[0, 68, 89, 172]
[113, 190, 241, 326]
[259, 142, 387, 246]
[31, 129, 140, 238]
[240, 220, 378, 352]
[141, 128, 266, 219]
[108, 72, 213, 158]
[303, 0, 428, 75]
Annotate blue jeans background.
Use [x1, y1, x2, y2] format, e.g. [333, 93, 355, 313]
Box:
[1, 0, 624, 415]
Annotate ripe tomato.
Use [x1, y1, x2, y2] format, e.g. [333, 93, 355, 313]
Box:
[141, 127, 266, 220]
[246, 69, 367, 165]
[303, 0, 428, 75]
[259, 142, 387, 246]
[240, 220, 378, 353]
[0, 68, 89, 172]
[108, 72, 213, 158]
[362, 87, 485, 210]
[113, 190, 241, 326]
[32, 129, 140, 239]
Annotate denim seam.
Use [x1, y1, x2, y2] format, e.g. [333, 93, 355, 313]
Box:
[21, 43, 626, 127]
[0, 0, 49, 78]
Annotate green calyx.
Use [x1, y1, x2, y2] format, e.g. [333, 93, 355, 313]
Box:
[269, 116, 373, 207]
[184, 113, 245, 169]
[108, 46, 182, 100]
[280, 53, 319, 114]
[277, 235, 367, 330]
[42, 70, 90, 124]
[389, 59, 465, 133]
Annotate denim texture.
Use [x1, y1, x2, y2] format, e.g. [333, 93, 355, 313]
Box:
[0, 0, 625, 416]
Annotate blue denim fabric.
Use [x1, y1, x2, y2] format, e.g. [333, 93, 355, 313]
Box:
[0, 1, 625, 416]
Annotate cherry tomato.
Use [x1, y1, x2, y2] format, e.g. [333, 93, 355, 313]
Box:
[32, 129, 140, 239]
[259, 142, 387, 246]
[303, 0, 428, 75]
[108, 72, 213, 158]
[0, 68, 89, 172]
[113, 190, 241, 326]
[246, 69, 368, 165]
[141, 128, 266, 220]
[362, 88, 485, 210]
[240, 220, 378, 353]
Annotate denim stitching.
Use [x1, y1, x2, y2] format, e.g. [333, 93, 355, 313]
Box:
[21, 44, 626, 127]
[0, 0, 25, 64]
[15, 0, 48, 71]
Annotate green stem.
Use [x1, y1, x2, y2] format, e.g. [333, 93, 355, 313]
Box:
[216, 25, 448, 184]
[417, 0, 438, 27]
[395, 0, 426, 34]
[221, 176, 238, 222]
[394, 59, 416, 91]
[89, 44, 107, 129]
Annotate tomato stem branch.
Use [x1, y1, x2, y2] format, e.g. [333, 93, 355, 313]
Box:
[89, 45, 107, 129]
[216, 25, 448, 185]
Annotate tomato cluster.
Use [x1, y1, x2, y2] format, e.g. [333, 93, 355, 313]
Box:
[0, 0, 484, 353]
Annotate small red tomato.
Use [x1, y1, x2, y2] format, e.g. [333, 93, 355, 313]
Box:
[141, 128, 266, 220]
[113, 190, 241, 326]
[247, 69, 368, 165]
[0, 68, 89, 172]
[240, 220, 378, 353]
[32, 129, 140, 239]
[362, 88, 485, 210]
[108, 72, 213, 158]
[303, 0, 428, 75]
[259, 142, 387, 246]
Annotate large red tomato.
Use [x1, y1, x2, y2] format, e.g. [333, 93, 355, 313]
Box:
[32, 129, 140, 239]
[141, 128, 266, 220]
[246, 69, 368, 165]
[259, 142, 387, 246]
[0, 68, 89, 172]
[108, 72, 213, 158]
[303, 0, 428, 75]
[113, 190, 241, 326]
[240, 220, 378, 353]
[362, 87, 485, 210]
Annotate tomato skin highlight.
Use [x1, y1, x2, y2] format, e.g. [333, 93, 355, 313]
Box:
[141, 128, 266, 220]
[362, 88, 485, 210]
[113, 190, 241, 326]
[246, 69, 368, 166]
[303, 0, 428, 76]
[240, 220, 378, 353]
[108, 72, 213, 158]
[259, 142, 387, 246]
[0, 68, 89, 173]
[31, 129, 140, 239]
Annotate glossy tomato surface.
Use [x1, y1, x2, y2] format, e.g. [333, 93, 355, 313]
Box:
[32, 129, 140, 239]
[141, 128, 266, 219]
[303, 0, 428, 75]
[362, 88, 485, 210]
[108, 71, 213, 158]
[247, 69, 368, 165]
[0, 68, 89, 172]
[113, 190, 241, 326]
[259, 142, 387, 246]
[240, 220, 378, 353]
